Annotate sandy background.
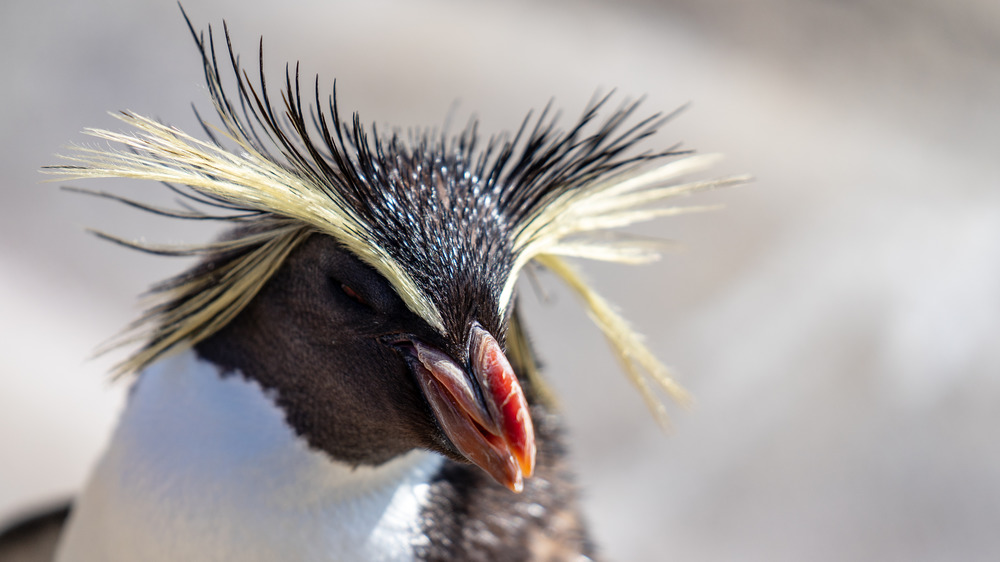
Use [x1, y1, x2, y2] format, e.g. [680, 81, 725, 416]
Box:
[2, 0, 999, 560]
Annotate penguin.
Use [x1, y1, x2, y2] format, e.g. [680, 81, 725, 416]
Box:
[0, 10, 742, 562]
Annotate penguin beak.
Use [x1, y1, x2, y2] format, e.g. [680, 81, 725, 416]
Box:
[401, 325, 536, 493]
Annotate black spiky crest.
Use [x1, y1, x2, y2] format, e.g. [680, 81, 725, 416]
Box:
[47, 10, 746, 427]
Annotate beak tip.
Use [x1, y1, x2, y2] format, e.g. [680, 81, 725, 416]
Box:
[517, 441, 536, 479]
[506, 468, 525, 493]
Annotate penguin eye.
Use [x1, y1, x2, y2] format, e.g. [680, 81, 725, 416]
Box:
[338, 282, 370, 308]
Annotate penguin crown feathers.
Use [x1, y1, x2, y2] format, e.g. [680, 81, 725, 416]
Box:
[46, 12, 747, 428]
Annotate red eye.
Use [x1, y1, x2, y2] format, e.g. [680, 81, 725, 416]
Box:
[339, 283, 368, 306]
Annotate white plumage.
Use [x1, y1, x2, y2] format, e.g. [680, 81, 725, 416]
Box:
[56, 350, 443, 562]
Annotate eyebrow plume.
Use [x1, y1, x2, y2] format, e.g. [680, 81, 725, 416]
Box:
[45, 11, 748, 426]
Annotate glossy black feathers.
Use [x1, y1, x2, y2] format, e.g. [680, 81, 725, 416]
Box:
[180, 12, 684, 343]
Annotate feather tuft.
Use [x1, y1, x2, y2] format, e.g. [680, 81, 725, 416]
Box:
[44, 13, 744, 423]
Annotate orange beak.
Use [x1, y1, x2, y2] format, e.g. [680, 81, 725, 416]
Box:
[407, 324, 536, 492]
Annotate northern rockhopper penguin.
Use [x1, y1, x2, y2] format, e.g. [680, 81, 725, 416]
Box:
[2, 9, 744, 562]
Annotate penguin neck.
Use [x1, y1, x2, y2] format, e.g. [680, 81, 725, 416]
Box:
[56, 349, 443, 562]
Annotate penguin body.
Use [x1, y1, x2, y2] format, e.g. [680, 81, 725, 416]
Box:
[56, 236, 595, 562]
[0, 8, 740, 561]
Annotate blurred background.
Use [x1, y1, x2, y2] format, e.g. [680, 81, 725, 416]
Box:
[2, 0, 999, 560]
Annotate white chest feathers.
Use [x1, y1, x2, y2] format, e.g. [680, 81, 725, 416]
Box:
[55, 350, 444, 562]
